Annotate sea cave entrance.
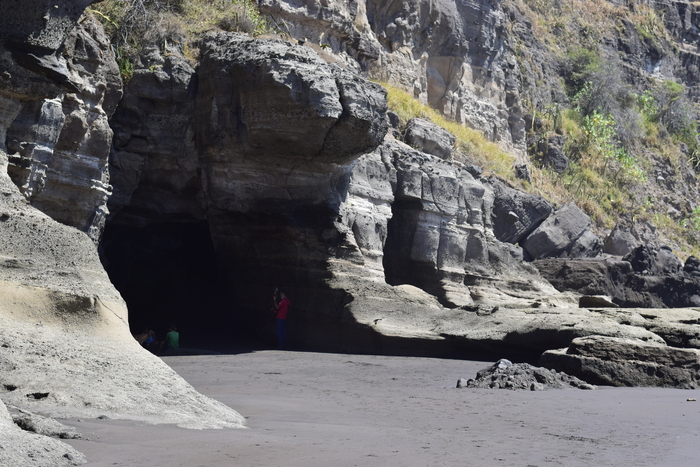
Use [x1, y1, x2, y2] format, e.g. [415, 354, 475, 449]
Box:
[99, 220, 269, 351]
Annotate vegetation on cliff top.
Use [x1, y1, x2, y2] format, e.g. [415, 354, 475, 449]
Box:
[385, 0, 700, 258]
[91, 0, 276, 80]
[511, 0, 700, 257]
[91, 0, 700, 257]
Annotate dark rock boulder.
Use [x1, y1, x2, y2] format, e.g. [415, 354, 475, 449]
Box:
[487, 177, 552, 244]
[521, 203, 601, 259]
[457, 358, 596, 390]
[403, 117, 456, 159]
[684, 256, 700, 277]
[540, 134, 569, 173]
[535, 251, 700, 308]
[540, 335, 700, 388]
[603, 224, 639, 256]
[623, 245, 683, 275]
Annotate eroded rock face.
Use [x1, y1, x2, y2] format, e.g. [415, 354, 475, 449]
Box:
[103, 32, 572, 350]
[108, 46, 200, 226]
[0, 147, 245, 429]
[535, 246, 700, 308]
[0, 9, 246, 459]
[0, 399, 85, 467]
[4, 15, 122, 241]
[540, 335, 700, 388]
[258, 0, 528, 149]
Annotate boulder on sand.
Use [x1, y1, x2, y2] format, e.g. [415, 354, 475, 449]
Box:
[540, 335, 700, 388]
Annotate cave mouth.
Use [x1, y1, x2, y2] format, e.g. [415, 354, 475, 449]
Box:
[100, 220, 270, 352]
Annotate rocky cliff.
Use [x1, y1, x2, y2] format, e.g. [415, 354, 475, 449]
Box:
[0, 3, 245, 465]
[4, 1, 700, 463]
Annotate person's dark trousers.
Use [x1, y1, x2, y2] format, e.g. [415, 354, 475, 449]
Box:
[276, 318, 287, 349]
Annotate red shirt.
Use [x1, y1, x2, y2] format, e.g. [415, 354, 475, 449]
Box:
[276, 297, 290, 320]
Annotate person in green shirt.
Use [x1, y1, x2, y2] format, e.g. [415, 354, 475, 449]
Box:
[159, 324, 179, 353]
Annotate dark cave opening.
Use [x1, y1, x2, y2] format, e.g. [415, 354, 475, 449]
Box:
[383, 199, 441, 295]
[100, 221, 269, 351]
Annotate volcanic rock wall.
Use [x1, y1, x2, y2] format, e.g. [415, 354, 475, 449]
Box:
[258, 0, 528, 149]
[3, 7, 700, 449]
[0, 4, 245, 462]
[101, 28, 594, 351]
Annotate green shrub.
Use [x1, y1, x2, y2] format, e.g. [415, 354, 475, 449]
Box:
[563, 47, 600, 96]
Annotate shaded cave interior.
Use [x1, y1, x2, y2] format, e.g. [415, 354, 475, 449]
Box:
[98, 196, 452, 352]
[100, 219, 272, 350]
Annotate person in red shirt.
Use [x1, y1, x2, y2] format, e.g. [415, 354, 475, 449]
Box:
[272, 290, 290, 349]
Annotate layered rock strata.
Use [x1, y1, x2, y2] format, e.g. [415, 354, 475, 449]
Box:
[3, 15, 121, 242]
[0, 6, 245, 463]
[258, 0, 529, 150]
[541, 335, 700, 388]
[102, 30, 700, 358]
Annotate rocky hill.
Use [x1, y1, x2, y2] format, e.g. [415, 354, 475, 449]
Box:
[3, 0, 700, 463]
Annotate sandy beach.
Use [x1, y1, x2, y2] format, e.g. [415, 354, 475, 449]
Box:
[62, 350, 700, 466]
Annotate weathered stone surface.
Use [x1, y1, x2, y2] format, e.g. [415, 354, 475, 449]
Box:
[404, 117, 456, 159]
[0, 399, 85, 467]
[536, 245, 700, 308]
[0, 149, 245, 429]
[11, 408, 81, 439]
[540, 336, 700, 388]
[488, 177, 552, 244]
[603, 224, 639, 256]
[258, 0, 529, 149]
[197, 33, 387, 166]
[0, 0, 95, 50]
[457, 358, 596, 390]
[5, 15, 122, 241]
[522, 203, 598, 259]
[108, 45, 200, 226]
[378, 138, 554, 308]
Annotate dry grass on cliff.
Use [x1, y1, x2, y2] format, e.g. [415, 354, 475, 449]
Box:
[91, 0, 275, 74]
[380, 83, 516, 180]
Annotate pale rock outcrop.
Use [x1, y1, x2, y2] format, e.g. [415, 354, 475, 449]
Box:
[540, 335, 700, 388]
[0, 399, 85, 467]
[0, 149, 245, 429]
[341, 137, 556, 310]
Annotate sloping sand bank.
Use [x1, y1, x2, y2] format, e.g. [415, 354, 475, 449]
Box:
[64, 350, 700, 466]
